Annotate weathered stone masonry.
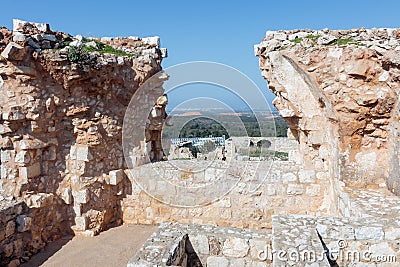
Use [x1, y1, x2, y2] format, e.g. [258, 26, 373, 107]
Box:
[128, 28, 400, 267]
[255, 28, 400, 200]
[0, 19, 166, 265]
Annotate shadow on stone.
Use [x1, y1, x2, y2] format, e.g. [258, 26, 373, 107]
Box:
[19, 236, 73, 267]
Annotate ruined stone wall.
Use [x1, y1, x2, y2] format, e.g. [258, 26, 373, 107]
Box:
[0, 19, 166, 264]
[255, 28, 400, 199]
[122, 159, 328, 229]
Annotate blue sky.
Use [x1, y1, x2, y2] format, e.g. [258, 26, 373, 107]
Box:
[1, 0, 399, 110]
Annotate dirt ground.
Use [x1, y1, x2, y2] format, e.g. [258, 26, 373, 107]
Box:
[20, 224, 158, 267]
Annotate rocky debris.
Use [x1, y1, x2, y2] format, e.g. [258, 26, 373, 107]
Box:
[1, 42, 26, 60]
[13, 19, 50, 33]
[2, 19, 168, 62]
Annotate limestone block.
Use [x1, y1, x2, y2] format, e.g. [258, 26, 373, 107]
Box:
[15, 151, 31, 164]
[369, 242, 397, 256]
[1, 42, 25, 61]
[249, 239, 270, 261]
[355, 152, 377, 169]
[60, 187, 72, 204]
[25, 193, 54, 208]
[2, 109, 25, 120]
[317, 34, 337, 45]
[308, 131, 325, 145]
[160, 48, 168, 58]
[72, 189, 90, 204]
[266, 170, 280, 183]
[189, 235, 209, 254]
[265, 184, 276, 196]
[345, 60, 370, 77]
[70, 145, 92, 162]
[288, 32, 309, 41]
[1, 165, 8, 180]
[142, 36, 160, 47]
[355, 227, 384, 240]
[16, 215, 32, 232]
[282, 172, 297, 183]
[141, 48, 157, 56]
[379, 71, 390, 82]
[0, 124, 13, 135]
[306, 184, 321, 197]
[384, 50, 400, 66]
[19, 162, 41, 179]
[68, 160, 86, 175]
[1, 150, 13, 163]
[299, 170, 316, 183]
[206, 256, 229, 267]
[273, 32, 287, 41]
[73, 204, 82, 217]
[74, 216, 88, 231]
[222, 237, 249, 258]
[229, 258, 246, 267]
[19, 139, 47, 150]
[286, 184, 304, 195]
[13, 32, 26, 42]
[384, 227, 400, 240]
[109, 169, 125, 185]
[123, 207, 136, 222]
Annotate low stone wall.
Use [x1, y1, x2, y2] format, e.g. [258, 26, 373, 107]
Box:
[128, 222, 272, 267]
[272, 215, 400, 267]
[0, 198, 72, 266]
[122, 159, 331, 229]
[0, 201, 26, 266]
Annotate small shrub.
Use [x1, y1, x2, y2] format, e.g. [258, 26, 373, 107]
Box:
[291, 37, 302, 43]
[305, 35, 320, 39]
[83, 40, 136, 57]
[67, 46, 89, 63]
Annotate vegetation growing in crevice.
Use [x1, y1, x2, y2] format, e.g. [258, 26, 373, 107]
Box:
[305, 34, 320, 39]
[291, 37, 302, 44]
[82, 40, 137, 57]
[286, 35, 365, 50]
[67, 46, 89, 63]
[66, 38, 138, 63]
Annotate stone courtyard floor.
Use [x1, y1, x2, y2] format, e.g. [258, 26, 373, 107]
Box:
[20, 224, 158, 267]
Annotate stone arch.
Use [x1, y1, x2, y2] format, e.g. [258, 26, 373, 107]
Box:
[259, 50, 340, 214]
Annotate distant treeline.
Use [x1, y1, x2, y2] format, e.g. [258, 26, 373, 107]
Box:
[163, 115, 288, 138]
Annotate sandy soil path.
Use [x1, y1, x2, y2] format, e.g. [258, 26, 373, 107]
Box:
[20, 224, 158, 267]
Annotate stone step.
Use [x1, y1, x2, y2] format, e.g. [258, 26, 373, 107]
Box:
[271, 215, 400, 267]
[128, 222, 273, 267]
[339, 186, 400, 221]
